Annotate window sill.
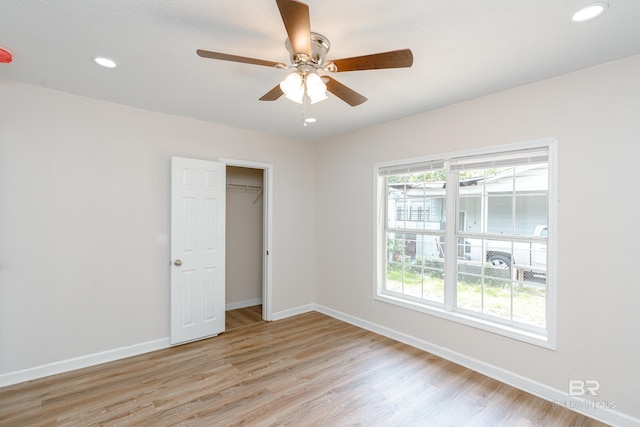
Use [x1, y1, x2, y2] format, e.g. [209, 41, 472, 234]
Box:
[376, 293, 556, 350]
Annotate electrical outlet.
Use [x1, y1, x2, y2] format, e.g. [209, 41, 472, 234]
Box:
[368, 296, 375, 307]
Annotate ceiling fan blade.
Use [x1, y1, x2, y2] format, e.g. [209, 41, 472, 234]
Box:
[276, 0, 312, 59]
[197, 49, 284, 68]
[329, 49, 414, 72]
[259, 84, 284, 101]
[324, 76, 367, 107]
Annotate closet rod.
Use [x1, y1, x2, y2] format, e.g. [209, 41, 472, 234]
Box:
[226, 183, 262, 190]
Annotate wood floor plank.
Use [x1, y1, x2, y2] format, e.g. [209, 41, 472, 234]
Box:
[225, 305, 264, 331]
[0, 311, 609, 426]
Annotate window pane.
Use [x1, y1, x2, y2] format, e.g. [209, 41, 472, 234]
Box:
[482, 278, 512, 320]
[417, 234, 444, 260]
[386, 171, 446, 231]
[421, 255, 445, 303]
[387, 183, 407, 229]
[487, 196, 513, 235]
[528, 241, 547, 281]
[485, 238, 513, 274]
[386, 260, 403, 293]
[458, 196, 481, 233]
[513, 283, 546, 328]
[515, 195, 547, 234]
[457, 273, 482, 311]
[458, 238, 483, 274]
[385, 232, 444, 304]
[387, 232, 408, 263]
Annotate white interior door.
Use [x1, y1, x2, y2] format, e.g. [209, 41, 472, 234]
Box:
[170, 157, 226, 345]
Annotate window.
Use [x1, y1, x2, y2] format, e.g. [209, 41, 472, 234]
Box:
[375, 140, 557, 347]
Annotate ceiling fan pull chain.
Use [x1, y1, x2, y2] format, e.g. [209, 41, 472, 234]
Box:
[302, 75, 309, 126]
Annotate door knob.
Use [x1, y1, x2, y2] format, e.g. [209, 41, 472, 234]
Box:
[174, 259, 182, 266]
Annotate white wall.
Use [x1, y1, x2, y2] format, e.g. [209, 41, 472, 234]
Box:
[0, 80, 316, 375]
[226, 166, 263, 307]
[315, 54, 640, 420]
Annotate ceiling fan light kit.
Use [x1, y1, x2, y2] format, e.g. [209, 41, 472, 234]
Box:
[196, 0, 414, 125]
[280, 70, 328, 104]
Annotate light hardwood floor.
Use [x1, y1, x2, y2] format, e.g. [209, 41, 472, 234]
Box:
[225, 305, 264, 331]
[0, 310, 608, 426]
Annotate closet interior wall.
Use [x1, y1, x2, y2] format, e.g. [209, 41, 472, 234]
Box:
[225, 166, 264, 310]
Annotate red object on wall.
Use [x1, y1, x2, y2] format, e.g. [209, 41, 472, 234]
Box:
[0, 47, 13, 63]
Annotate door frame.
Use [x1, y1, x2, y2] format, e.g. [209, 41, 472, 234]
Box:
[220, 158, 273, 322]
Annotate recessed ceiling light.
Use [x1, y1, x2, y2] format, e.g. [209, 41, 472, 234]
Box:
[572, 3, 608, 22]
[92, 56, 118, 69]
[304, 117, 317, 123]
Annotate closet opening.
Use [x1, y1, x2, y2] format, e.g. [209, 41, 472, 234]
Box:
[223, 160, 273, 329]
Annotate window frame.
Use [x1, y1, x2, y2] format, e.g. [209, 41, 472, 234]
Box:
[374, 139, 558, 349]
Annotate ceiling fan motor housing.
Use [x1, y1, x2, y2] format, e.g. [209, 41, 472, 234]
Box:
[286, 32, 330, 66]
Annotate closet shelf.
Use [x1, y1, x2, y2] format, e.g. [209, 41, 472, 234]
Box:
[227, 183, 262, 190]
[227, 183, 263, 206]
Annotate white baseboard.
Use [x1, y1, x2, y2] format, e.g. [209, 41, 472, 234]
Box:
[0, 338, 170, 388]
[271, 303, 315, 321]
[313, 304, 639, 427]
[226, 298, 263, 311]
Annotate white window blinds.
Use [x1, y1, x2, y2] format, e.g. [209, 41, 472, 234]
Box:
[378, 147, 548, 176]
[449, 147, 548, 171]
[378, 159, 445, 176]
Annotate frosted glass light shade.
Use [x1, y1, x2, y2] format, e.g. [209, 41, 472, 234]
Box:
[306, 73, 328, 104]
[280, 73, 304, 103]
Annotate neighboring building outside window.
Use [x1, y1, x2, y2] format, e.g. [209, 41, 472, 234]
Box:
[375, 139, 557, 348]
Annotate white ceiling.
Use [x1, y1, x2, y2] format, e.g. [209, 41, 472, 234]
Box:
[2, 0, 640, 141]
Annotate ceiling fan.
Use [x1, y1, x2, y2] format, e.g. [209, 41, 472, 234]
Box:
[196, 0, 413, 109]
